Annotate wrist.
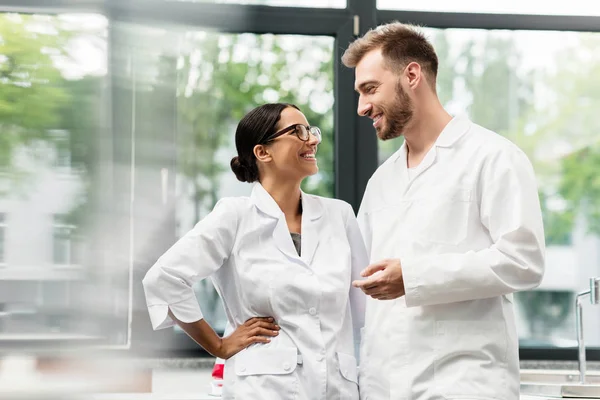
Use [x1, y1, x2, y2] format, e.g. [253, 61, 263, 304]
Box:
[214, 337, 227, 359]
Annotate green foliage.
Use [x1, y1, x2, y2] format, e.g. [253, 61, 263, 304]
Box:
[560, 145, 600, 235]
[0, 14, 72, 173]
[548, 35, 600, 236]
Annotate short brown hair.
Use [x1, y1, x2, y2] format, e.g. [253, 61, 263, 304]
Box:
[342, 22, 438, 89]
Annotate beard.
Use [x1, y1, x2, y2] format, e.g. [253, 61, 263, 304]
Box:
[376, 83, 413, 141]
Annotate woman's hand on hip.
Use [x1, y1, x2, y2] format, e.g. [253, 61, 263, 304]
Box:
[217, 317, 279, 359]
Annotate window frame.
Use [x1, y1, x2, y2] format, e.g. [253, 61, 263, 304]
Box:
[52, 215, 78, 267]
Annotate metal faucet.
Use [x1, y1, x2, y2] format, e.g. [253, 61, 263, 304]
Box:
[576, 277, 600, 384]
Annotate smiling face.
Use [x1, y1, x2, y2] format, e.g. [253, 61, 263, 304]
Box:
[254, 106, 319, 182]
[355, 48, 414, 141]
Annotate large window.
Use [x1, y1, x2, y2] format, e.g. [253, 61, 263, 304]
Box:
[1, 0, 598, 362]
[0, 12, 118, 343]
[125, 26, 335, 341]
[176, 32, 334, 333]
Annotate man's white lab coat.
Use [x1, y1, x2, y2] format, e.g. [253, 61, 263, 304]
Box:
[358, 116, 545, 400]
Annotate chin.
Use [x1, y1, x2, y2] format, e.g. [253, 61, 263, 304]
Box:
[303, 166, 319, 177]
[378, 128, 403, 141]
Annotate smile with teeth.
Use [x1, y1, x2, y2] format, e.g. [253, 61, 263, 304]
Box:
[301, 152, 316, 160]
[373, 114, 383, 126]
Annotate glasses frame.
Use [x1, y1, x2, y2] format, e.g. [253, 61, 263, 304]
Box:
[261, 123, 322, 144]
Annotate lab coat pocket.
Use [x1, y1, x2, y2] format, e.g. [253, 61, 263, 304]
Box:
[417, 188, 472, 246]
[434, 320, 508, 400]
[337, 352, 358, 384]
[234, 347, 299, 399]
[337, 352, 359, 400]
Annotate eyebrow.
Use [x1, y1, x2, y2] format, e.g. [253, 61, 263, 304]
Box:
[355, 80, 380, 93]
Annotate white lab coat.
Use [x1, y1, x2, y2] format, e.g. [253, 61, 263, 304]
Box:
[357, 116, 545, 400]
[142, 182, 367, 400]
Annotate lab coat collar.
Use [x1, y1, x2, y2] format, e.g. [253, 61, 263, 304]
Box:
[251, 182, 284, 218]
[250, 182, 322, 266]
[250, 182, 322, 221]
[434, 114, 471, 148]
[391, 115, 471, 163]
[388, 116, 471, 194]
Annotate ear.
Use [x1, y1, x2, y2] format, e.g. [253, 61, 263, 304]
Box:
[404, 61, 423, 90]
[253, 144, 272, 163]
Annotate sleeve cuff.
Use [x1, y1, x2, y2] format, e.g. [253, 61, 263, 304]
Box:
[147, 295, 204, 330]
[402, 257, 421, 308]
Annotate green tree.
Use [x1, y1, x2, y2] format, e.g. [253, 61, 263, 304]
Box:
[56, 75, 104, 226]
[452, 32, 576, 246]
[539, 35, 600, 236]
[460, 36, 534, 136]
[0, 14, 72, 189]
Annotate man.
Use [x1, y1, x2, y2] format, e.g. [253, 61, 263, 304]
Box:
[342, 22, 545, 400]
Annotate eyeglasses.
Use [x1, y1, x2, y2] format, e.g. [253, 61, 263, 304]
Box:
[262, 124, 322, 144]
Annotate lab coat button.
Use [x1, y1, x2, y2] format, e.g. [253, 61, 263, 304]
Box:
[316, 354, 324, 361]
[283, 362, 291, 371]
[308, 307, 317, 315]
[240, 366, 246, 372]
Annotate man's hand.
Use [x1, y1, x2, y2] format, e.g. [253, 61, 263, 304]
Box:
[352, 258, 405, 300]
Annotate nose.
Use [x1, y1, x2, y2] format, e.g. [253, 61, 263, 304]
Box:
[357, 96, 371, 117]
[307, 132, 320, 146]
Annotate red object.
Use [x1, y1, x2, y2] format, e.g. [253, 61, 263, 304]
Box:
[212, 362, 225, 379]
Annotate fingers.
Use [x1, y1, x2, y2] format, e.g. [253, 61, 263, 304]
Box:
[246, 335, 272, 346]
[246, 318, 279, 332]
[369, 289, 404, 300]
[361, 285, 383, 296]
[244, 317, 279, 330]
[245, 317, 274, 325]
[360, 260, 388, 277]
[371, 293, 388, 300]
[240, 317, 280, 342]
[241, 322, 280, 347]
[352, 276, 380, 290]
[355, 282, 394, 298]
[249, 326, 279, 338]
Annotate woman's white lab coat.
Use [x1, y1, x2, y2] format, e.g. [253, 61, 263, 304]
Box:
[357, 116, 545, 400]
[142, 183, 367, 400]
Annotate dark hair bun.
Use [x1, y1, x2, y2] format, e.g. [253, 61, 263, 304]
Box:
[231, 156, 259, 183]
[230, 156, 249, 182]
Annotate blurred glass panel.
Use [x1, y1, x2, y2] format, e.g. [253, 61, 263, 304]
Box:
[0, 13, 117, 346]
[377, 28, 600, 349]
[124, 22, 334, 346]
[0, 213, 5, 265]
[377, 0, 600, 16]
[171, 0, 345, 8]
[176, 32, 334, 334]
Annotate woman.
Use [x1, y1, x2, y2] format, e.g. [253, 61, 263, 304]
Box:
[142, 103, 367, 399]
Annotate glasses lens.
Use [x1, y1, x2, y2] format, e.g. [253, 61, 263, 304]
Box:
[310, 127, 322, 143]
[293, 125, 307, 141]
